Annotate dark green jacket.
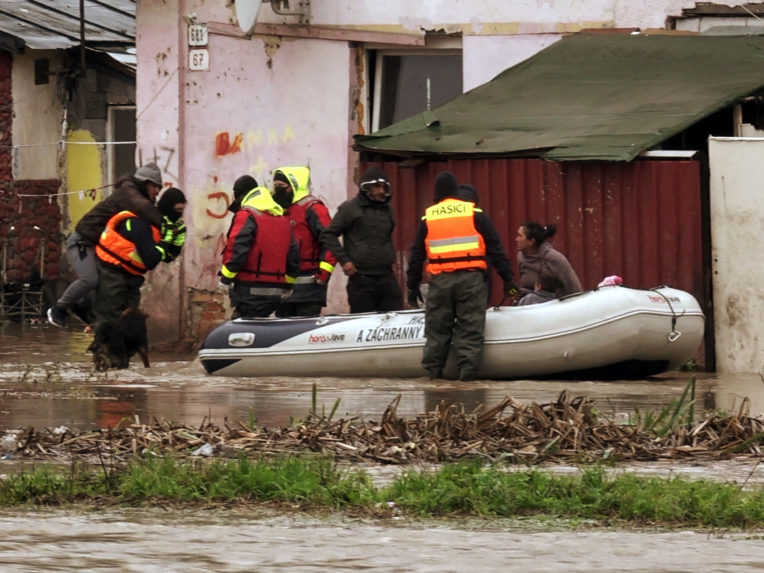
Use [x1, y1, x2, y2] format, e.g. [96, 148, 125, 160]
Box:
[320, 192, 396, 276]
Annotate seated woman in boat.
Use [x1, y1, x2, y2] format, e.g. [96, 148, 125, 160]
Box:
[515, 221, 582, 297]
[517, 274, 563, 306]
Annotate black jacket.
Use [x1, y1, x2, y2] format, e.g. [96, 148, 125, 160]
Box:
[406, 204, 513, 291]
[320, 192, 396, 276]
[115, 217, 163, 272]
[75, 177, 163, 245]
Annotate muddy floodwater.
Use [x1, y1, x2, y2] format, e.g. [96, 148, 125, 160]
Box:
[2, 323, 763, 432]
[1, 323, 763, 571]
[0, 509, 762, 573]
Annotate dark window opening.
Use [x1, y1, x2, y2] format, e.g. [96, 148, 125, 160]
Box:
[110, 107, 136, 181]
[660, 106, 734, 151]
[741, 96, 764, 131]
[372, 53, 462, 131]
[34, 59, 49, 85]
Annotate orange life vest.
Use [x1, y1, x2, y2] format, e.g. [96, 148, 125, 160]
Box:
[424, 198, 487, 275]
[95, 210, 160, 276]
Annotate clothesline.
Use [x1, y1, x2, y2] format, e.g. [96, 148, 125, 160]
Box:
[15, 183, 116, 207]
[1, 140, 137, 149]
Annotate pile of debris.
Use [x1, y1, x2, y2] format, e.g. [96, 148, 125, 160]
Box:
[2, 392, 762, 464]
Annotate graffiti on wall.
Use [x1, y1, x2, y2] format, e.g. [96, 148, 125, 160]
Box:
[205, 191, 230, 219]
[216, 127, 296, 158]
[202, 124, 299, 221]
[138, 145, 178, 184]
[215, 132, 242, 156]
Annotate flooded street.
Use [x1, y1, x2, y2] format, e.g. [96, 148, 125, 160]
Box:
[2, 323, 763, 433]
[0, 509, 761, 572]
[1, 322, 763, 571]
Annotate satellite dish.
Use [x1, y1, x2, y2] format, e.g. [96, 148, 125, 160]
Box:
[235, 0, 262, 34]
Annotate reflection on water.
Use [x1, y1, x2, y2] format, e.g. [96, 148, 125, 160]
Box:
[1, 323, 763, 433]
[0, 509, 762, 573]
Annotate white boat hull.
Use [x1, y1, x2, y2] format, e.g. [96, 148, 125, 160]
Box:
[198, 286, 705, 379]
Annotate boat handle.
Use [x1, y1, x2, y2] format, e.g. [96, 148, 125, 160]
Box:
[667, 330, 682, 343]
[228, 332, 255, 347]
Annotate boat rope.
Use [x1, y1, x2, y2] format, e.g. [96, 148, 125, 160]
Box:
[650, 286, 685, 343]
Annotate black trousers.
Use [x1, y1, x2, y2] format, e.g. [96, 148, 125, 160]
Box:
[276, 301, 324, 317]
[346, 272, 402, 314]
[94, 262, 144, 325]
[229, 284, 282, 318]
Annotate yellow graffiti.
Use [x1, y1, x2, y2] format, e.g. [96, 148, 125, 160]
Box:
[282, 125, 295, 143]
[66, 130, 102, 232]
[244, 127, 295, 150]
[246, 130, 263, 149]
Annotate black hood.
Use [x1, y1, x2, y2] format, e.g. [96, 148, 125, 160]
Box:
[230, 175, 258, 212]
[157, 187, 187, 221]
[434, 171, 458, 202]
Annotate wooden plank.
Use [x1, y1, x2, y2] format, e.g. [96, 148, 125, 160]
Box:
[207, 21, 425, 46]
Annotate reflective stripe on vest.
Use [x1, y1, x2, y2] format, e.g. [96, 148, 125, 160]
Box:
[95, 210, 160, 276]
[248, 286, 290, 296]
[424, 199, 487, 275]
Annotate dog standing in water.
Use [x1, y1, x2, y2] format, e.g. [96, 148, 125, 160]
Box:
[88, 308, 150, 371]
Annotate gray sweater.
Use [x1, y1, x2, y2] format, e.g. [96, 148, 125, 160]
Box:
[517, 241, 582, 297]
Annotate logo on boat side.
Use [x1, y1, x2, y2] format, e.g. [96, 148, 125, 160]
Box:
[647, 295, 681, 304]
[355, 324, 425, 343]
[308, 333, 346, 344]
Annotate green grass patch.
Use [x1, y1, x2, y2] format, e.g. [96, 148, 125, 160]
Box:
[1, 458, 762, 528]
[386, 462, 764, 527]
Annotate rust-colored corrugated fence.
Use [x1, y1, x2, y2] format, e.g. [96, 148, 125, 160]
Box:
[363, 158, 706, 351]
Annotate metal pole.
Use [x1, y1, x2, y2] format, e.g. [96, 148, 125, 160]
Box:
[1, 239, 6, 285]
[40, 239, 45, 281]
[79, 0, 86, 76]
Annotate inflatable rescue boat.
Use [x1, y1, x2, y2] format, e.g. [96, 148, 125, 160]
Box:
[199, 286, 705, 379]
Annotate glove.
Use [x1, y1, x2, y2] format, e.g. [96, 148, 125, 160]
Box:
[315, 269, 331, 285]
[217, 271, 233, 286]
[157, 241, 181, 262]
[504, 281, 520, 299]
[407, 287, 423, 308]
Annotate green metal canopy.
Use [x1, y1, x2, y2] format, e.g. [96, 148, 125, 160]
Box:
[355, 33, 764, 161]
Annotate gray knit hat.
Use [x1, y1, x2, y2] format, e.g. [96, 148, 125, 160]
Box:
[134, 163, 163, 186]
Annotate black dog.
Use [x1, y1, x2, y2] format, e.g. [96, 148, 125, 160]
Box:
[88, 308, 150, 371]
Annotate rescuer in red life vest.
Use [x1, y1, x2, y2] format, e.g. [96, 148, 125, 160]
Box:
[93, 187, 187, 325]
[406, 171, 517, 381]
[219, 176, 299, 318]
[270, 166, 337, 317]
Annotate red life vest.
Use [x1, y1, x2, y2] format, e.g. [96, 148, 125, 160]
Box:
[223, 207, 292, 284]
[289, 195, 331, 274]
[95, 210, 160, 276]
[424, 199, 487, 275]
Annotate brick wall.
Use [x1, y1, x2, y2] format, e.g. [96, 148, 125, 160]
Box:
[0, 51, 11, 182]
[0, 50, 62, 284]
[1, 180, 63, 283]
